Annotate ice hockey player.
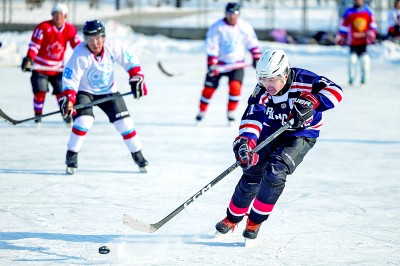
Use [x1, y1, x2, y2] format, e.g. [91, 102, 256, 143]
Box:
[59, 20, 149, 175]
[195, 2, 261, 125]
[21, 3, 81, 126]
[336, 0, 376, 87]
[215, 49, 343, 242]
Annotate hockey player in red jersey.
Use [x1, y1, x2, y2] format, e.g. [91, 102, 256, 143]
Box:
[336, 0, 376, 87]
[215, 49, 343, 242]
[195, 2, 261, 125]
[21, 3, 81, 126]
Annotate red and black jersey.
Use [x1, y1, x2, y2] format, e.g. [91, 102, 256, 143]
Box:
[27, 20, 81, 76]
[338, 5, 377, 46]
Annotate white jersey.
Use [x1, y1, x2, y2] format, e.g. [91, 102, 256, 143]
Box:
[62, 39, 141, 95]
[206, 18, 259, 65]
[388, 8, 400, 27]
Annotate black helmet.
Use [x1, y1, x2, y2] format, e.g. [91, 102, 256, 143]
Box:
[83, 20, 105, 37]
[225, 2, 240, 14]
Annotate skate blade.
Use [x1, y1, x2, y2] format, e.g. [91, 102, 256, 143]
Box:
[66, 167, 76, 175]
[227, 121, 236, 127]
[139, 166, 148, 173]
[244, 237, 257, 247]
[214, 231, 226, 238]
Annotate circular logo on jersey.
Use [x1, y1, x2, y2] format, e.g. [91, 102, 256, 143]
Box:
[353, 17, 368, 31]
[87, 64, 113, 92]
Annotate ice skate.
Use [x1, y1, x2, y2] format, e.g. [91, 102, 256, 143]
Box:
[34, 116, 41, 128]
[215, 217, 237, 237]
[64, 116, 73, 127]
[132, 150, 148, 173]
[195, 111, 205, 124]
[227, 111, 236, 127]
[65, 150, 78, 175]
[242, 219, 261, 240]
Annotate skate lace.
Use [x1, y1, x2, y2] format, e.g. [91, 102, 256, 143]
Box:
[222, 217, 238, 232]
[245, 219, 261, 232]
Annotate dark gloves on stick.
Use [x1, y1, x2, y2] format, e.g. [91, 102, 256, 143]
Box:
[289, 92, 319, 128]
[233, 136, 259, 170]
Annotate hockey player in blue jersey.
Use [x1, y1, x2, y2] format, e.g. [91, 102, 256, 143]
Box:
[215, 49, 343, 240]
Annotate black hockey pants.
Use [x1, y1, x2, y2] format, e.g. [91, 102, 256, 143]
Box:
[227, 135, 316, 224]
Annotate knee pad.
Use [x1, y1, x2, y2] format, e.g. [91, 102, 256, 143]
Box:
[236, 175, 261, 198]
[200, 86, 216, 111]
[263, 160, 288, 188]
[228, 80, 242, 97]
[201, 86, 216, 100]
[228, 80, 242, 111]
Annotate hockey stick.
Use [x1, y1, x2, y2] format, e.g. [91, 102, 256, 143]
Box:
[0, 92, 132, 125]
[28, 65, 64, 72]
[157, 61, 252, 77]
[123, 119, 293, 233]
[0, 64, 64, 72]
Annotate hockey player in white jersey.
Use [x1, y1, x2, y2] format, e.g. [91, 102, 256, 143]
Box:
[195, 2, 261, 124]
[59, 20, 149, 174]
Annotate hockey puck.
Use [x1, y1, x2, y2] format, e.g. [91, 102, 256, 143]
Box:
[98, 246, 110, 254]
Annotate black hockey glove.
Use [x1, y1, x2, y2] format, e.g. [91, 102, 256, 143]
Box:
[59, 96, 73, 118]
[129, 75, 147, 99]
[232, 136, 259, 170]
[21, 56, 33, 72]
[252, 58, 259, 68]
[289, 92, 319, 128]
[207, 64, 218, 77]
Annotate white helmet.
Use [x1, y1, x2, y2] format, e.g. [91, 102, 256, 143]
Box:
[256, 49, 290, 84]
[51, 3, 68, 15]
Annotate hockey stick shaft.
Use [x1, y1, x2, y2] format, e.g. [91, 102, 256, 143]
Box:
[0, 92, 132, 125]
[123, 119, 293, 233]
[157, 61, 252, 77]
[28, 65, 64, 72]
[0, 64, 64, 72]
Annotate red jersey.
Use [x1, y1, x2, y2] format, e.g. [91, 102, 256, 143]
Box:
[27, 20, 81, 76]
[339, 5, 377, 46]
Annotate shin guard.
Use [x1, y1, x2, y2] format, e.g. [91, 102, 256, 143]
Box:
[67, 115, 94, 152]
[228, 80, 242, 112]
[113, 117, 142, 153]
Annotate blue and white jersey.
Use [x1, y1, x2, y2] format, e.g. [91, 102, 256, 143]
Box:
[238, 68, 343, 142]
[62, 39, 141, 95]
[206, 18, 259, 66]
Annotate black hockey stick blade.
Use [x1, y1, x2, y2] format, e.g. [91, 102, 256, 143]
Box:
[0, 91, 132, 125]
[123, 120, 293, 233]
[157, 61, 179, 77]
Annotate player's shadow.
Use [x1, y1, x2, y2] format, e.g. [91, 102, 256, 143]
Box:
[0, 231, 124, 262]
[0, 169, 143, 175]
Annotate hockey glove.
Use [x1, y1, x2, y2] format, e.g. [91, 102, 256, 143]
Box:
[288, 92, 319, 128]
[252, 58, 259, 68]
[130, 74, 147, 99]
[233, 136, 259, 170]
[59, 96, 73, 119]
[21, 56, 33, 72]
[336, 34, 346, 46]
[250, 47, 261, 68]
[366, 30, 376, 44]
[207, 64, 218, 77]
